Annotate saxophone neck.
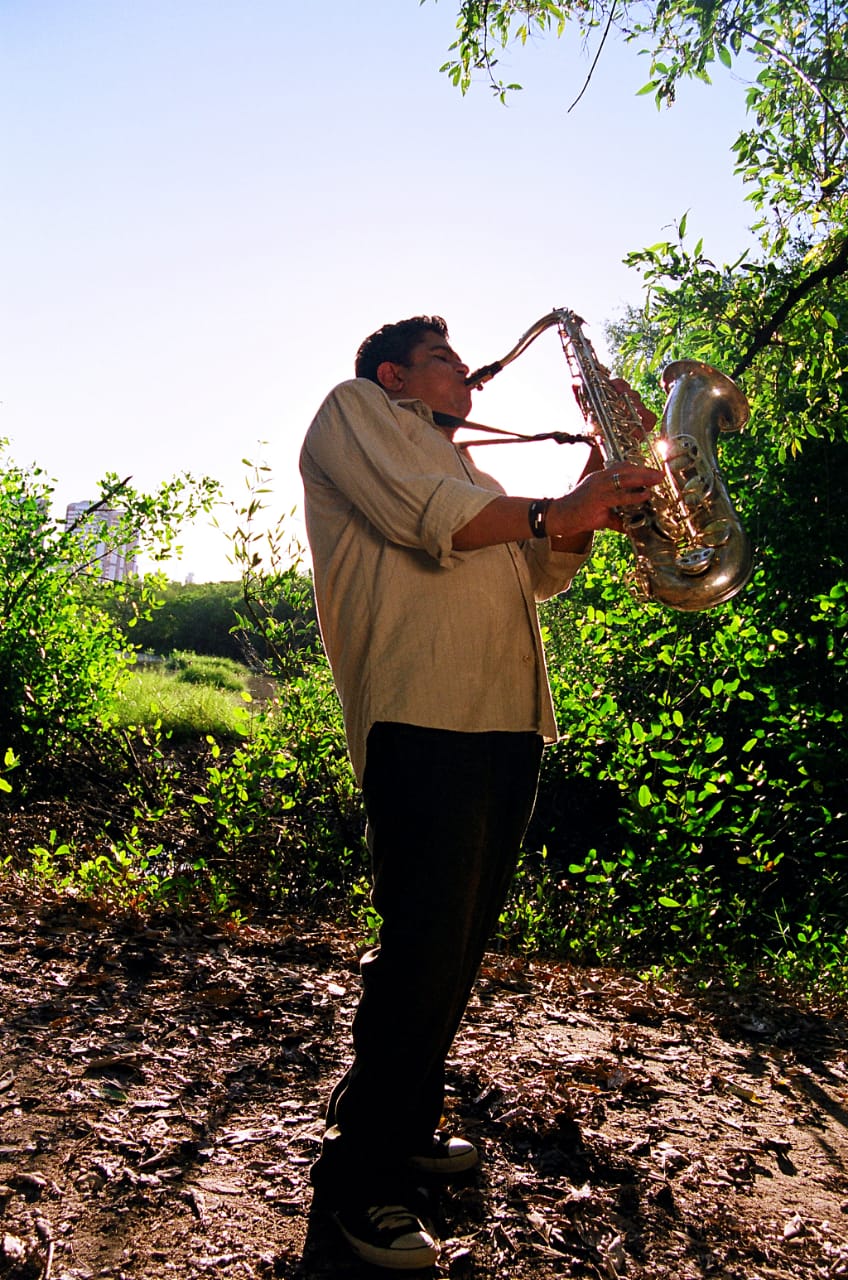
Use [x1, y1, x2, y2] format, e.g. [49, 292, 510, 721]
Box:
[465, 310, 568, 386]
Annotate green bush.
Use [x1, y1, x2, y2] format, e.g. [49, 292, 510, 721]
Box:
[512, 436, 848, 988]
[7, 438, 845, 997]
[0, 442, 218, 764]
[103, 578, 319, 666]
[107, 580, 247, 660]
[186, 464, 364, 907]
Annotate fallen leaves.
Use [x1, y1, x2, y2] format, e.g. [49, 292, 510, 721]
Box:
[1, 888, 847, 1278]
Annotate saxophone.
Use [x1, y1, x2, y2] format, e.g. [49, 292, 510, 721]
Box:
[465, 308, 753, 613]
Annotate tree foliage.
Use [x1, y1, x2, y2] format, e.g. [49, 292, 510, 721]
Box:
[106, 581, 246, 661]
[433, 0, 847, 325]
[434, 0, 848, 507]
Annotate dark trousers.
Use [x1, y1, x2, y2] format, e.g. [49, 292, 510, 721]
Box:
[311, 721, 543, 1200]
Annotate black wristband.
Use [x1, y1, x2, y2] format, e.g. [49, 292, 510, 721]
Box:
[528, 498, 552, 538]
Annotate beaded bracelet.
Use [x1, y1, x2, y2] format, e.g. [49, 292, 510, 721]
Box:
[528, 498, 552, 539]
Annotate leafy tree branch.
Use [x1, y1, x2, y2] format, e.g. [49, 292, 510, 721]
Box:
[732, 233, 848, 378]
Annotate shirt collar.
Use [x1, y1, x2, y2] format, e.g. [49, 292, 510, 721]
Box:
[394, 396, 438, 426]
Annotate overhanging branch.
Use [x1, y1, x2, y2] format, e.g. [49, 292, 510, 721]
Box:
[732, 235, 848, 380]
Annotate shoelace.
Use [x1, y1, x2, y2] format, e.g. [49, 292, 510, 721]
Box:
[367, 1205, 424, 1233]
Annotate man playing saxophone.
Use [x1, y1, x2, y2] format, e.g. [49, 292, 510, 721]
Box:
[299, 313, 660, 1270]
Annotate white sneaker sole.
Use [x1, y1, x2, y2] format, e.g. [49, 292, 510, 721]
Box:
[333, 1212, 441, 1270]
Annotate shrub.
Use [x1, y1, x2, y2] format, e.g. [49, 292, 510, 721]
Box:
[0, 439, 219, 767]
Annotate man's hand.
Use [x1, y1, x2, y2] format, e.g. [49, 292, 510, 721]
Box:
[451, 458, 662, 553]
[610, 377, 658, 434]
[547, 461, 663, 546]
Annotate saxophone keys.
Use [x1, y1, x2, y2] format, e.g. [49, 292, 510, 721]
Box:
[700, 518, 734, 547]
[680, 474, 715, 507]
[664, 439, 699, 463]
[677, 547, 715, 576]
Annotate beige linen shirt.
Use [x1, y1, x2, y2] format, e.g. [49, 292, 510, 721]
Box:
[300, 377, 588, 783]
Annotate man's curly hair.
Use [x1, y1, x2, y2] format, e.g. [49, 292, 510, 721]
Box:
[354, 316, 449, 384]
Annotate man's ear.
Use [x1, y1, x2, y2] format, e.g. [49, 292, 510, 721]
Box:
[376, 360, 405, 393]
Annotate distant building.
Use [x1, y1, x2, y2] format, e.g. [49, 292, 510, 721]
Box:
[65, 501, 139, 582]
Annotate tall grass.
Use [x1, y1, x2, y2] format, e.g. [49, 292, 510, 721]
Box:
[107, 659, 253, 739]
[164, 651, 253, 693]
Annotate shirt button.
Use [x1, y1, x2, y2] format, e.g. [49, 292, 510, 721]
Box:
[522, 654, 533, 664]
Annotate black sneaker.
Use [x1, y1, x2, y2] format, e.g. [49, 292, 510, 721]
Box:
[332, 1199, 440, 1270]
[407, 1131, 479, 1175]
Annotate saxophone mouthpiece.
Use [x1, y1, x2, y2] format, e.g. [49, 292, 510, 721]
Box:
[464, 361, 503, 387]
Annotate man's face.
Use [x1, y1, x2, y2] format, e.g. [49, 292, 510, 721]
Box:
[380, 331, 473, 423]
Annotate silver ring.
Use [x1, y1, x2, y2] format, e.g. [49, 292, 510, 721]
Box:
[612, 471, 622, 492]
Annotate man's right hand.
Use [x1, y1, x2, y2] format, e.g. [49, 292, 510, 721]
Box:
[547, 462, 663, 540]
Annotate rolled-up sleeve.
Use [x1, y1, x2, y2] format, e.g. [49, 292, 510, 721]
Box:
[419, 477, 499, 562]
[522, 538, 592, 601]
[303, 379, 500, 565]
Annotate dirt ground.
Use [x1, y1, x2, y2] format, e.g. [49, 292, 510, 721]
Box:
[2, 881, 848, 1280]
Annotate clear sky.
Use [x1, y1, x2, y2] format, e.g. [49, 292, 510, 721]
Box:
[1, 1, 756, 581]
